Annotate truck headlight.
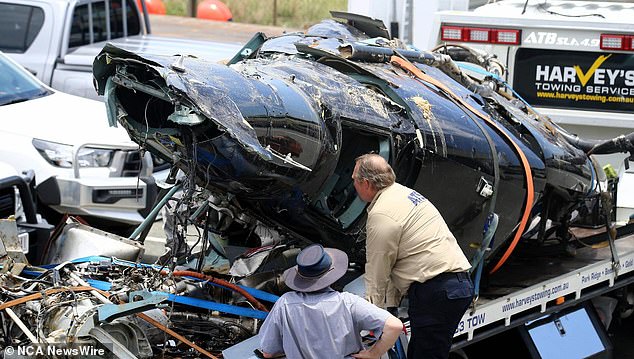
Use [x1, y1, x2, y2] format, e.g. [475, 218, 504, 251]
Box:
[77, 148, 113, 167]
[32, 139, 113, 168]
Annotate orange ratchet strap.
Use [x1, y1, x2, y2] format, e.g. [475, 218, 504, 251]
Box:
[390, 56, 535, 274]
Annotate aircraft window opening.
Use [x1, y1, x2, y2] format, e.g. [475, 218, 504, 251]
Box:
[311, 124, 390, 228]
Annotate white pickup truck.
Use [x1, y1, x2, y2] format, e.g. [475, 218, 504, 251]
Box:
[0, 50, 163, 231]
[0, 0, 242, 100]
[0, 0, 242, 231]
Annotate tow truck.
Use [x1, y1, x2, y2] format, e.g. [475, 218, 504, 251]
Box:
[223, 226, 634, 358]
[413, 2, 634, 355]
[450, 226, 634, 358]
[348, 0, 634, 227]
[430, 0, 634, 227]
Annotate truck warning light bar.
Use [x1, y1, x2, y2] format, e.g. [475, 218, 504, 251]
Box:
[441, 25, 521, 45]
[600, 34, 633, 51]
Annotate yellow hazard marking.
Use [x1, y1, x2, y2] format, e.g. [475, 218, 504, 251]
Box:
[574, 55, 612, 86]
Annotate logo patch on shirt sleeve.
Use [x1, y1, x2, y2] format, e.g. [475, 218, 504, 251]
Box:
[407, 191, 427, 206]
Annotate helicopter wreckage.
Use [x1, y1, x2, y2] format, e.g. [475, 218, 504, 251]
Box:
[1, 11, 634, 358]
[92, 12, 634, 267]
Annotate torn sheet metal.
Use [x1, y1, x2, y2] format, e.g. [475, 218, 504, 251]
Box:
[45, 222, 144, 263]
[0, 219, 28, 265]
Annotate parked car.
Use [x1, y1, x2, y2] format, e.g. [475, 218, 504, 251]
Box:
[0, 0, 242, 101]
[0, 51, 167, 231]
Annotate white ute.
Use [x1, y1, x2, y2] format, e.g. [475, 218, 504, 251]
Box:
[0, 51, 163, 227]
[0, 0, 242, 101]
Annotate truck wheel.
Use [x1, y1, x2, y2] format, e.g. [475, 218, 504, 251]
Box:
[449, 349, 468, 359]
[620, 288, 634, 319]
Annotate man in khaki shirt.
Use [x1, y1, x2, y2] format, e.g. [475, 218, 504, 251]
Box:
[352, 153, 473, 359]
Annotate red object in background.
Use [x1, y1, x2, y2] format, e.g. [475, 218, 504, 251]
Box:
[197, 0, 233, 21]
[136, 0, 166, 15]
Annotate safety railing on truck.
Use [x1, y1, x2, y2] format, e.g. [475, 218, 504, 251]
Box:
[453, 232, 634, 348]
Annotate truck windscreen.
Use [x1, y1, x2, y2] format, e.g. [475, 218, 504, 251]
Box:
[69, 0, 141, 48]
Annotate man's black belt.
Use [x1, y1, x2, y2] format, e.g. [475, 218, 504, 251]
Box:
[433, 271, 470, 281]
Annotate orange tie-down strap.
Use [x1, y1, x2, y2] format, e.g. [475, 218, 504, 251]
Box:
[0, 286, 218, 359]
[390, 56, 535, 273]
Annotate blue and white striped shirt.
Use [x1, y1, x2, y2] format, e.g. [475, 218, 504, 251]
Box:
[259, 289, 390, 358]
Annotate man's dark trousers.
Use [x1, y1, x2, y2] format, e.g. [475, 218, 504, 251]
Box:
[407, 272, 474, 358]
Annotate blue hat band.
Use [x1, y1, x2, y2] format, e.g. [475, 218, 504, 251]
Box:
[297, 252, 332, 278]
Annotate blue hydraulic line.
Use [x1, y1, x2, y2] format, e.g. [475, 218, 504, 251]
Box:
[166, 292, 268, 320]
[469, 213, 499, 299]
[15, 269, 46, 277]
[469, 214, 499, 272]
[83, 278, 269, 319]
[86, 278, 112, 291]
[178, 274, 280, 303]
[40, 256, 279, 303]
[394, 335, 407, 359]
[128, 182, 183, 241]
[455, 62, 504, 82]
[586, 159, 597, 197]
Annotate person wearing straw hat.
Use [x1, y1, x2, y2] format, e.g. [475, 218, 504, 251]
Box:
[352, 153, 473, 359]
[258, 244, 403, 359]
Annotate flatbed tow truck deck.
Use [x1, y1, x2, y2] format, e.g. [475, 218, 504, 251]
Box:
[453, 225, 634, 351]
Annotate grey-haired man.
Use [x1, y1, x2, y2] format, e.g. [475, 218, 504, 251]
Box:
[259, 244, 403, 359]
[352, 153, 474, 359]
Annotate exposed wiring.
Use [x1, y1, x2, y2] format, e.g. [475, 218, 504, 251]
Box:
[137, 311, 218, 359]
[166, 270, 269, 312]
